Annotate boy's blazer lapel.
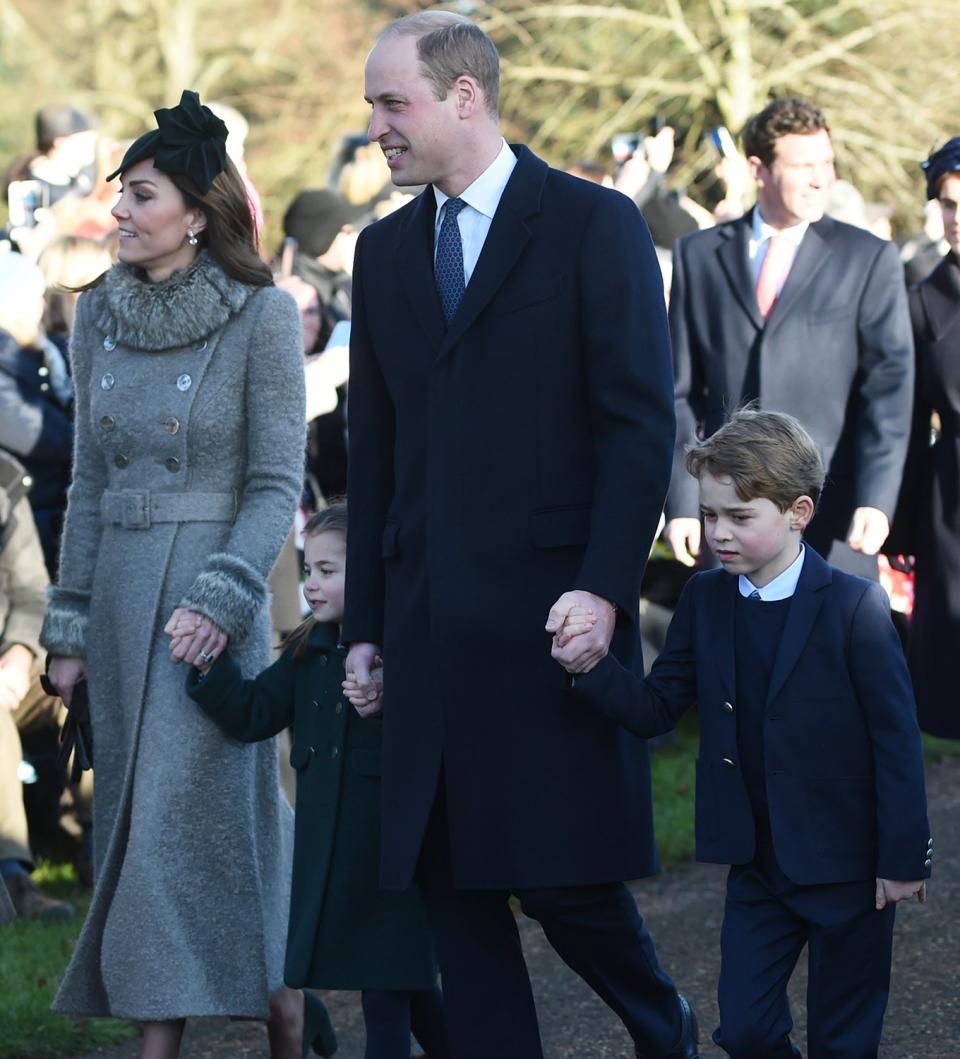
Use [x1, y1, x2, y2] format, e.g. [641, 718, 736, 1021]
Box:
[704, 571, 738, 703]
[766, 546, 832, 706]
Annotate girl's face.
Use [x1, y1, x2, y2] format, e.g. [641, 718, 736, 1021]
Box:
[111, 158, 206, 282]
[302, 530, 346, 625]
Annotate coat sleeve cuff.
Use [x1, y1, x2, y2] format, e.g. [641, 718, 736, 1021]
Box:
[185, 652, 243, 714]
[39, 587, 91, 658]
[179, 553, 268, 644]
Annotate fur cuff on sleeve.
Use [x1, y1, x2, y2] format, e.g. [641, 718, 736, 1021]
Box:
[39, 588, 91, 658]
[179, 553, 268, 644]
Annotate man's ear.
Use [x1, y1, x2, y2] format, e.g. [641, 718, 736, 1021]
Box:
[454, 75, 481, 118]
[747, 155, 764, 185]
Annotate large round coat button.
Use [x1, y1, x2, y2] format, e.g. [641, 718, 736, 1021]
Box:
[100, 415, 116, 432]
[100, 373, 115, 390]
[165, 417, 181, 434]
[176, 373, 192, 392]
[114, 453, 129, 468]
[165, 457, 181, 472]
[330, 746, 339, 759]
[103, 336, 116, 351]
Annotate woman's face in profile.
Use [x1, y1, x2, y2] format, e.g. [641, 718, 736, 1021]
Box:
[111, 159, 206, 282]
[938, 174, 960, 255]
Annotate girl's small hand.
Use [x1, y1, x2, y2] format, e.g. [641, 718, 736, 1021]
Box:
[344, 656, 384, 717]
[552, 606, 597, 649]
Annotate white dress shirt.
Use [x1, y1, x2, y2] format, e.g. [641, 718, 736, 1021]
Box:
[738, 544, 806, 601]
[749, 209, 809, 296]
[433, 139, 517, 286]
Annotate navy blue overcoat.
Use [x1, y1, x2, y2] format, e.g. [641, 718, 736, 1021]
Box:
[343, 146, 676, 890]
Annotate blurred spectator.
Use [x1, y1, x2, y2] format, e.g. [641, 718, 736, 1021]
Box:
[0, 449, 75, 922]
[0, 251, 73, 578]
[208, 101, 264, 236]
[5, 104, 98, 231]
[901, 198, 949, 285]
[282, 188, 365, 502]
[865, 202, 894, 242]
[827, 178, 868, 228]
[38, 234, 113, 346]
[611, 125, 704, 247]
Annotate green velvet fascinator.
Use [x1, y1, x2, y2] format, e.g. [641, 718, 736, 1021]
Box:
[107, 90, 228, 194]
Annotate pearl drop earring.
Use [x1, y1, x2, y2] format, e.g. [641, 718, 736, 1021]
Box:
[187, 231, 199, 246]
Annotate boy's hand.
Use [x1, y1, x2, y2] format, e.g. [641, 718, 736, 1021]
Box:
[551, 606, 597, 650]
[875, 877, 927, 910]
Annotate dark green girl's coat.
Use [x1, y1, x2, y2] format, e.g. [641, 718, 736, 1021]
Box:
[186, 621, 435, 990]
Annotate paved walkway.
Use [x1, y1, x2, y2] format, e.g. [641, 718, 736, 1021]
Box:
[75, 755, 959, 1059]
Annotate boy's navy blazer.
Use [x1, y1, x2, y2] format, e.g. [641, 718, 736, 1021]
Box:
[573, 546, 932, 886]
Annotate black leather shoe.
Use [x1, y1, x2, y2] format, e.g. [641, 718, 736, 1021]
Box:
[635, 992, 700, 1057]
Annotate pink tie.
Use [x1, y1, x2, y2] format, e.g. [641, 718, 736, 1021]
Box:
[755, 233, 792, 319]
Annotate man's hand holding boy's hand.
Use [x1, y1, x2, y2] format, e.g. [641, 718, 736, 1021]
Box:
[546, 592, 613, 674]
[875, 877, 926, 910]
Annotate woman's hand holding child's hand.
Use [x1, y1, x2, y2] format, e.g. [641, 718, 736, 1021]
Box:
[164, 607, 227, 670]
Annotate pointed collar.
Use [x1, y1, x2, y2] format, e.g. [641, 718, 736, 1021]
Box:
[739, 544, 806, 600]
[433, 139, 517, 221]
[95, 252, 258, 352]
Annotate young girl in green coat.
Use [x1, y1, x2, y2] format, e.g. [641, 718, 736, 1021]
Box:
[186, 504, 447, 1059]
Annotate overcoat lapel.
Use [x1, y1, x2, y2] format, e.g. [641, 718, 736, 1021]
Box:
[766, 547, 832, 706]
[765, 220, 833, 332]
[716, 216, 764, 331]
[438, 145, 548, 360]
[397, 189, 446, 351]
[919, 253, 960, 342]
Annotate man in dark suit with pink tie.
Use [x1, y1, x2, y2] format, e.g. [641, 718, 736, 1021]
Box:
[664, 98, 913, 578]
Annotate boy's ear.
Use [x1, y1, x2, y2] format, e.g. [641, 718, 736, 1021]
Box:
[789, 494, 815, 531]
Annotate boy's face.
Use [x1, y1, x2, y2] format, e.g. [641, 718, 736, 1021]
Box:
[698, 471, 808, 588]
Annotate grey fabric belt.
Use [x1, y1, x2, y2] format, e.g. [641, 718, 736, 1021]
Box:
[100, 489, 238, 530]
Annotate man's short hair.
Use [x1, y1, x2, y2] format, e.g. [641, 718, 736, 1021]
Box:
[686, 408, 825, 512]
[35, 104, 96, 153]
[379, 12, 500, 118]
[742, 99, 829, 169]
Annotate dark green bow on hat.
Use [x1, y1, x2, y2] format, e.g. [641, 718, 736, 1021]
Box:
[107, 90, 228, 194]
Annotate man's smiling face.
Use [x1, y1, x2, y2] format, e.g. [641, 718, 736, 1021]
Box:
[364, 33, 462, 191]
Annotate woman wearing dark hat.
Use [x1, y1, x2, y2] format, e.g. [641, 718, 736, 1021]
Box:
[41, 92, 334, 1058]
[891, 138, 960, 740]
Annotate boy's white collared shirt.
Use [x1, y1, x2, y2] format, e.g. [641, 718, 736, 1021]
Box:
[433, 139, 517, 286]
[739, 544, 806, 601]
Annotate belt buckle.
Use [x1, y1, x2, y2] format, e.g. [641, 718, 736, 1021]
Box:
[120, 490, 151, 529]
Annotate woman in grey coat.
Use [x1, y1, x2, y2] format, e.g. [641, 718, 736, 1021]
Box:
[42, 93, 325, 1059]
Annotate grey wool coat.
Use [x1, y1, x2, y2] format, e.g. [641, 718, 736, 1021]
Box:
[39, 252, 306, 1020]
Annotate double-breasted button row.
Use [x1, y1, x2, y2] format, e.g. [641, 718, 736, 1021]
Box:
[99, 370, 196, 393]
[310, 698, 346, 714]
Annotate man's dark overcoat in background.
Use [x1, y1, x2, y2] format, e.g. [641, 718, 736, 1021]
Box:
[668, 210, 913, 559]
[343, 145, 675, 891]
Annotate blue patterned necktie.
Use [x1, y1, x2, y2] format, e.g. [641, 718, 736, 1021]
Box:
[435, 197, 467, 322]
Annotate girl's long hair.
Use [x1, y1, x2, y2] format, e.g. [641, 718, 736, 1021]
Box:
[285, 501, 348, 661]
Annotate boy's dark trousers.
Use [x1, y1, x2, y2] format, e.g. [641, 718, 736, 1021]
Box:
[416, 780, 685, 1059]
[713, 820, 895, 1059]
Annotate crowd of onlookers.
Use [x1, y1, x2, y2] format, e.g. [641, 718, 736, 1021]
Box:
[0, 96, 953, 925]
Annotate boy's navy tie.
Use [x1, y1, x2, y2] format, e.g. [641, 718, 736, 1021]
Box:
[749, 589, 762, 600]
[435, 197, 467, 322]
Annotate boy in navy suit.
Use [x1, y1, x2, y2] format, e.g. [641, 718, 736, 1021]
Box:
[554, 409, 931, 1059]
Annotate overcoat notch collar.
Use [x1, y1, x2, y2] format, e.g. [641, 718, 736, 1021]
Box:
[765, 545, 832, 706]
[918, 253, 960, 342]
[395, 145, 548, 359]
[716, 217, 764, 331]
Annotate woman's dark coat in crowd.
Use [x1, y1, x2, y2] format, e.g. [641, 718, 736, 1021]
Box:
[893, 251, 960, 738]
[187, 620, 436, 991]
[0, 327, 72, 575]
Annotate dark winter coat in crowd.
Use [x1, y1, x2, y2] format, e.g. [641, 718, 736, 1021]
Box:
[39, 252, 304, 1019]
[187, 620, 436, 990]
[0, 327, 72, 576]
[890, 251, 960, 738]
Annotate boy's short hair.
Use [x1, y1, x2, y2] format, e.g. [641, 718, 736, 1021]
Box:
[686, 408, 825, 512]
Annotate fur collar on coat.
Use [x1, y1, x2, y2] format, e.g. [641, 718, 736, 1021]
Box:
[95, 252, 258, 352]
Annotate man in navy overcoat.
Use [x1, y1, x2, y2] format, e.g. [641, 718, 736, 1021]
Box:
[343, 11, 697, 1059]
